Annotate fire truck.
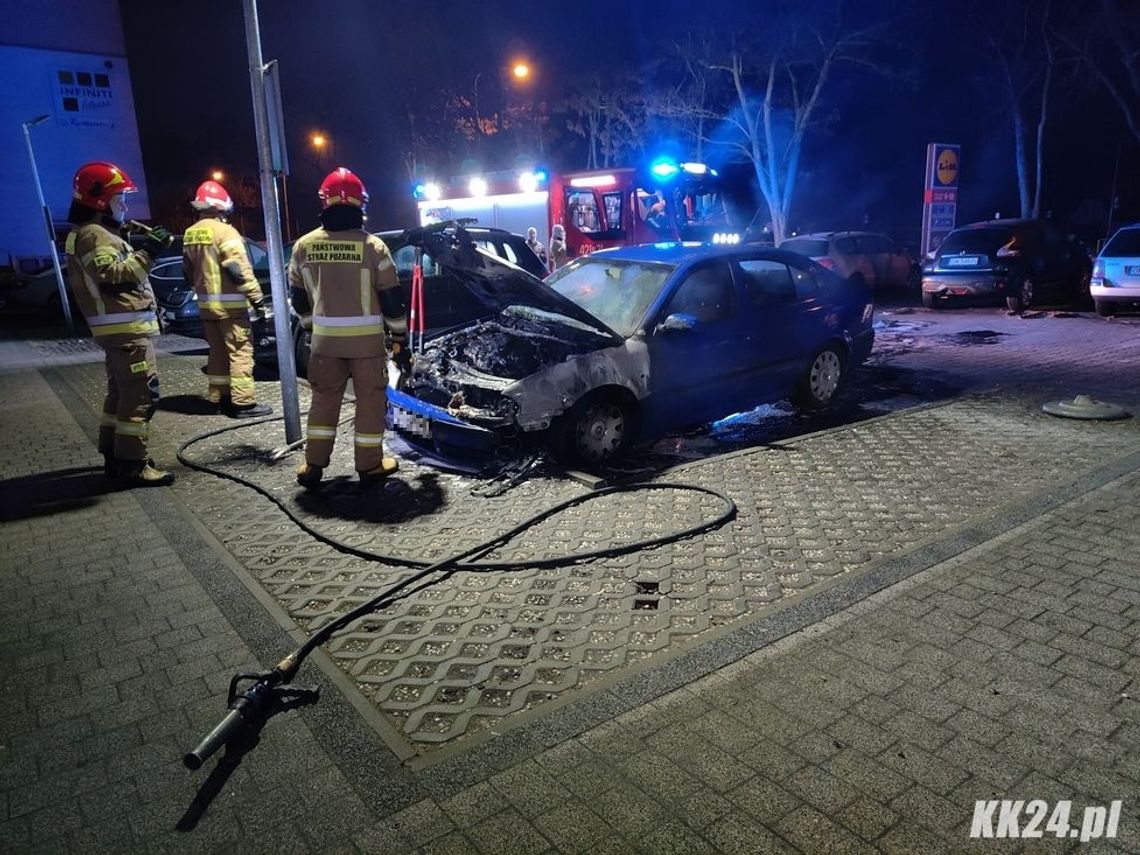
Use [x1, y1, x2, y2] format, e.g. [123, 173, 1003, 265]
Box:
[413, 159, 741, 263]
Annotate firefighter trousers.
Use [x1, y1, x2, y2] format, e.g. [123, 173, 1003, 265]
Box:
[98, 338, 161, 462]
[203, 315, 256, 406]
[305, 354, 387, 472]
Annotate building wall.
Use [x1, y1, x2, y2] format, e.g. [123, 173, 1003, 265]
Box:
[1, 0, 147, 266]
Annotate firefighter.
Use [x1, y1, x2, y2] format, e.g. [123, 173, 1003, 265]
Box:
[525, 227, 547, 266]
[182, 180, 273, 418]
[549, 222, 569, 272]
[288, 167, 409, 490]
[64, 161, 175, 486]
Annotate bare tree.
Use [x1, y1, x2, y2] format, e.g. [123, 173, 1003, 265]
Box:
[1058, 0, 1140, 146]
[563, 77, 648, 169]
[660, 5, 891, 243]
[973, 0, 1064, 219]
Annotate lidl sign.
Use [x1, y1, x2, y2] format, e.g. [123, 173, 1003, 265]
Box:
[921, 143, 961, 256]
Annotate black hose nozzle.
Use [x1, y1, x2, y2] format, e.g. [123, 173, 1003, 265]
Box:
[183, 672, 277, 770]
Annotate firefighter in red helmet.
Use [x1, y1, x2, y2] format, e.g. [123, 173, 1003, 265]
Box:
[182, 179, 272, 417]
[288, 167, 409, 490]
[65, 161, 175, 486]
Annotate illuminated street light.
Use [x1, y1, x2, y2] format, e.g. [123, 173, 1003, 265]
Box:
[512, 61, 530, 81]
[211, 170, 224, 182]
[311, 132, 326, 150]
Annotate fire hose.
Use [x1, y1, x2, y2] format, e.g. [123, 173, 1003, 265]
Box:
[177, 416, 737, 770]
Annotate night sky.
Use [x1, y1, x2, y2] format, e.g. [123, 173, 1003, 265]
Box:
[118, 0, 1139, 246]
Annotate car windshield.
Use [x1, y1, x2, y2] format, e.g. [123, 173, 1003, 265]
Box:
[780, 239, 830, 256]
[938, 229, 1012, 255]
[1101, 229, 1140, 257]
[546, 258, 675, 337]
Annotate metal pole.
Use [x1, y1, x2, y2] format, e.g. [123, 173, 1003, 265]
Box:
[22, 117, 74, 333]
[243, 0, 301, 444]
[279, 173, 292, 242]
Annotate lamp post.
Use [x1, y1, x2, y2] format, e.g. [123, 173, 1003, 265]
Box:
[22, 114, 73, 332]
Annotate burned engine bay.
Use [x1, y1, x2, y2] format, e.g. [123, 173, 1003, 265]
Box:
[400, 310, 611, 427]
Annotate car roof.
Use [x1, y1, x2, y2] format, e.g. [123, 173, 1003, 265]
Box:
[586, 241, 813, 267]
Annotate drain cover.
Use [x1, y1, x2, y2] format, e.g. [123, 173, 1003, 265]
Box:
[1042, 394, 1129, 420]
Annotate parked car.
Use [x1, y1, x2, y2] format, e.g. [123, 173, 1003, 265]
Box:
[289, 225, 546, 376]
[921, 219, 1091, 311]
[0, 261, 74, 315]
[149, 242, 276, 360]
[386, 223, 875, 464]
[1091, 223, 1140, 316]
[779, 231, 918, 292]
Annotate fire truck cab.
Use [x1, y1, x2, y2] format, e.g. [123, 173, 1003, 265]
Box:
[414, 160, 738, 267]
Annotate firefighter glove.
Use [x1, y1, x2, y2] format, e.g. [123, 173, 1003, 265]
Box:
[142, 226, 174, 257]
[391, 342, 413, 374]
[250, 296, 273, 322]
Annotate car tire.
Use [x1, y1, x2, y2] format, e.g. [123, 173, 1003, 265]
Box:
[794, 344, 844, 410]
[1006, 277, 1033, 312]
[555, 392, 634, 465]
[294, 329, 311, 378]
[921, 291, 937, 309]
[1095, 300, 1116, 318]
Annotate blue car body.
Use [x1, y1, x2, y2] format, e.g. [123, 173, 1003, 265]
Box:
[386, 238, 874, 461]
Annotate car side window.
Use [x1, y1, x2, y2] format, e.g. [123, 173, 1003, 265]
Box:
[835, 237, 858, 254]
[856, 234, 894, 254]
[789, 263, 820, 300]
[664, 262, 734, 323]
[392, 245, 417, 276]
[737, 259, 795, 305]
[499, 242, 519, 264]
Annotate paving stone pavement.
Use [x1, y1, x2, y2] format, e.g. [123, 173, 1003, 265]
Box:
[2, 307, 1139, 853]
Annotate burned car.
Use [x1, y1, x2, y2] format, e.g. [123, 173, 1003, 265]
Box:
[387, 225, 875, 463]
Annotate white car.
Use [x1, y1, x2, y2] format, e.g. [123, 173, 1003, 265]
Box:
[1091, 224, 1140, 316]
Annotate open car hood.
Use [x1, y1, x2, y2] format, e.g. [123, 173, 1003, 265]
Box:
[400, 222, 622, 342]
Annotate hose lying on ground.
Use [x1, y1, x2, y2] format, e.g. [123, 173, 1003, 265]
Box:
[177, 414, 737, 770]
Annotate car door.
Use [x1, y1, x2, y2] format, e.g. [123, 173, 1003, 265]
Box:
[642, 260, 753, 431]
[735, 256, 821, 397]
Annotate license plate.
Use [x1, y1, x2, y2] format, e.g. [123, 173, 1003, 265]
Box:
[1125, 265, 1140, 276]
[389, 405, 431, 439]
[945, 256, 980, 267]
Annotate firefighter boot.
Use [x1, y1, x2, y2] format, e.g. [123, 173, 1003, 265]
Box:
[358, 457, 399, 487]
[224, 401, 274, 419]
[296, 463, 323, 490]
[103, 453, 118, 478]
[117, 459, 175, 488]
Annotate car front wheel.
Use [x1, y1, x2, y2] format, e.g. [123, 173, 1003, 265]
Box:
[557, 394, 633, 464]
[922, 291, 937, 309]
[794, 345, 844, 409]
[1006, 277, 1033, 312]
[1095, 300, 1116, 318]
[294, 329, 311, 378]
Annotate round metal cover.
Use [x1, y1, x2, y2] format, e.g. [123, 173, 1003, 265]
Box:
[1041, 394, 1129, 420]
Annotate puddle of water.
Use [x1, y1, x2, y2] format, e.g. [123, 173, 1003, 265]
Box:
[938, 330, 1007, 346]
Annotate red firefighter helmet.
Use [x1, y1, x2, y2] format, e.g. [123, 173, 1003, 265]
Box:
[318, 167, 368, 210]
[72, 161, 138, 212]
[192, 180, 233, 213]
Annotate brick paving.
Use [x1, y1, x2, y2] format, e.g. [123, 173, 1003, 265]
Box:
[1, 305, 1139, 852]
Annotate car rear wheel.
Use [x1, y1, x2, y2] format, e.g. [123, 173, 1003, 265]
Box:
[557, 394, 633, 464]
[1006, 277, 1033, 312]
[1095, 300, 1116, 318]
[922, 292, 937, 309]
[794, 345, 844, 409]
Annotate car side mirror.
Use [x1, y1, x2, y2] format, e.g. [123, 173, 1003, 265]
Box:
[655, 312, 697, 334]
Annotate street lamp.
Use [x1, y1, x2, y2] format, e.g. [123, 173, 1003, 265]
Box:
[211, 169, 224, 182]
[512, 61, 531, 82]
[21, 114, 73, 332]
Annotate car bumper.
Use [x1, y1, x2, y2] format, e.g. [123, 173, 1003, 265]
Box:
[386, 388, 499, 457]
[921, 274, 1007, 302]
[1091, 282, 1140, 302]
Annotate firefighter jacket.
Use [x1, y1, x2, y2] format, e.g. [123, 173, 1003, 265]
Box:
[182, 216, 265, 320]
[66, 219, 160, 346]
[287, 227, 407, 359]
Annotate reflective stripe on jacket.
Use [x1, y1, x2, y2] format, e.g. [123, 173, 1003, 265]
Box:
[287, 227, 406, 359]
[182, 216, 264, 320]
[66, 221, 159, 345]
